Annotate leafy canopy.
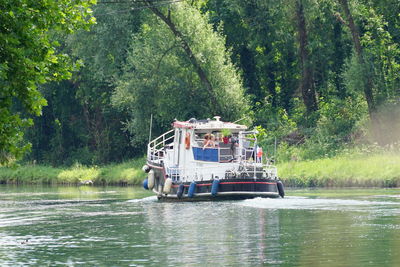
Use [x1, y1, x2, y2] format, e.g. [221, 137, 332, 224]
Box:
[0, 0, 96, 164]
[112, 2, 250, 145]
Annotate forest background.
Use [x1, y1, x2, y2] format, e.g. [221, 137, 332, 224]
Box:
[1, 0, 400, 185]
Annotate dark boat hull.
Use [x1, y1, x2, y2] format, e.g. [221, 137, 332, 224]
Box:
[154, 178, 281, 201]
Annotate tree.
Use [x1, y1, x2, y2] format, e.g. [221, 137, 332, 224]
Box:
[336, 0, 376, 117]
[203, 0, 299, 128]
[335, 0, 400, 145]
[25, 3, 145, 165]
[295, 0, 318, 115]
[0, 0, 95, 164]
[112, 2, 249, 146]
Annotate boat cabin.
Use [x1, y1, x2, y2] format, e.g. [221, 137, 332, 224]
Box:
[147, 116, 275, 183]
[144, 116, 282, 200]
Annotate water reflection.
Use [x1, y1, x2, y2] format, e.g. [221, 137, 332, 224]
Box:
[0, 186, 399, 266]
[142, 201, 281, 266]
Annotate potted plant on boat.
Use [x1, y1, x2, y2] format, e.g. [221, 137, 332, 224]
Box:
[221, 128, 232, 144]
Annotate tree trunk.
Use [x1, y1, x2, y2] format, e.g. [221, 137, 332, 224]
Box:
[337, 0, 376, 116]
[146, 3, 220, 114]
[239, 46, 263, 103]
[295, 0, 318, 114]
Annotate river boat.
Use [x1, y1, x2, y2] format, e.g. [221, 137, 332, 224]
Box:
[142, 116, 284, 201]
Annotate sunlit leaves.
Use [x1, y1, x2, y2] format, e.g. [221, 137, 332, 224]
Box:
[112, 2, 249, 146]
[0, 0, 95, 164]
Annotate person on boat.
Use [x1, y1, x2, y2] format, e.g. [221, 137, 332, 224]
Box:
[204, 134, 216, 148]
[203, 133, 210, 147]
[256, 146, 263, 163]
[230, 135, 239, 156]
[215, 132, 222, 143]
[211, 134, 218, 147]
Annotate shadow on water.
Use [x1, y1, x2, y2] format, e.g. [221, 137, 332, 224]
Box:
[0, 185, 400, 266]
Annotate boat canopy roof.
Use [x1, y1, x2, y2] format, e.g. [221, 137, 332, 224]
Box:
[172, 116, 247, 132]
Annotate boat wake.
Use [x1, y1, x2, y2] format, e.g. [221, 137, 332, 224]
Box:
[126, 196, 158, 203]
[238, 196, 399, 212]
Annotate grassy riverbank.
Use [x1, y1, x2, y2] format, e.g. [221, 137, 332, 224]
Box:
[1, 153, 399, 187]
[0, 158, 146, 185]
[278, 152, 400, 187]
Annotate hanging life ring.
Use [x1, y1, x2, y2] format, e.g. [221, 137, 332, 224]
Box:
[185, 132, 191, 149]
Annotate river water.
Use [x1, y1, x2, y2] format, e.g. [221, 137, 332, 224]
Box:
[0, 185, 399, 266]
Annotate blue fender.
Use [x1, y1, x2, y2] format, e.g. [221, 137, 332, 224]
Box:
[211, 179, 220, 196]
[188, 182, 197, 198]
[177, 184, 185, 199]
[143, 178, 149, 190]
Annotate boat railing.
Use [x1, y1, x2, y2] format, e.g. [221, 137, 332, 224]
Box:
[147, 129, 175, 164]
[166, 164, 232, 182]
[190, 144, 262, 164]
[166, 162, 277, 182]
[263, 164, 278, 178]
[239, 147, 255, 161]
[218, 146, 234, 162]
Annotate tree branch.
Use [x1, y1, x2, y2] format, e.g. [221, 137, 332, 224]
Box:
[145, 1, 220, 113]
[337, 0, 376, 115]
[155, 41, 178, 72]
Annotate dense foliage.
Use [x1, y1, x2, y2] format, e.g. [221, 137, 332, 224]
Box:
[112, 3, 250, 146]
[0, 0, 95, 164]
[24, 3, 144, 165]
[3, 0, 400, 165]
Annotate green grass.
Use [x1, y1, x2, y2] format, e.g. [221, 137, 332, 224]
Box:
[278, 152, 400, 187]
[2, 153, 400, 187]
[0, 158, 146, 185]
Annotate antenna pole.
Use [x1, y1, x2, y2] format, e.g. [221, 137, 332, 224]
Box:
[233, 117, 246, 124]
